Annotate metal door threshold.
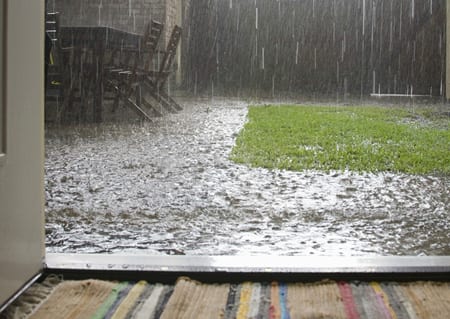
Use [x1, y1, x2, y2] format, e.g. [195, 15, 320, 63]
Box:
[45, 253, 450, 283]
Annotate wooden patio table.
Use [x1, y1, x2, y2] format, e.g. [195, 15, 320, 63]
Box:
[59, 26, 142, 122]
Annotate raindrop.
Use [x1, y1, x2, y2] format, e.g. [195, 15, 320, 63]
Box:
[194, 71, 198, 96]
[372, 70, 376, 93]
[389, 21, 393, 52]
[314, 47, 317, 70]
[272, 74, 275, 98]
[336, 61, 340, 84]
[394, 75, 397, 93]
[275, 42, 279, 65]
[362, 0, 366, 35]
[261, 47, 265, 70]
[312, 0, 315, 19]
[371, 3, 375, 57]
[344, 77, 348, 100]
[399, 2, 403, 39]
[333, 22, 336, 44]
[438, 32, 442, 53]
[292, 9, 296, 38]
[216, 42, 219, 65]
[236, 5, 240, 30]
[98, 1, 102, 25]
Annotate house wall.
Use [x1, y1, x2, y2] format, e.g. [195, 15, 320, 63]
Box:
[0, 0, 45, 307]
[48, 0, 185, 86]
[49, 0, 179, 47]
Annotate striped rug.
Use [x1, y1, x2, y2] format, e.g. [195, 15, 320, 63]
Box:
[2, 276, 450, 318]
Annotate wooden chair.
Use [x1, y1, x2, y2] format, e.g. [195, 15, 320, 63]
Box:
[143, 25, 183, 112]
[45, 12, 66, 102]
[45, 12, 85, 123]
[105, 20, 165, 120]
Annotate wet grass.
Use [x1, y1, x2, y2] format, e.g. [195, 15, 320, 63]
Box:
[230, 105, 450, 175]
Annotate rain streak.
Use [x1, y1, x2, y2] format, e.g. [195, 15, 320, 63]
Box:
[45, 0, 449, 256]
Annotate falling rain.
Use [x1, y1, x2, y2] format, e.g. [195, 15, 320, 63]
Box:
[45, 0, 449, 256]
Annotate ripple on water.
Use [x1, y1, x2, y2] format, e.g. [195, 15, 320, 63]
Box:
[45, 98, 450, 256]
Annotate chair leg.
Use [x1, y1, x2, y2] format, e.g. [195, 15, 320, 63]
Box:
[141, 98, 164, 117]
[142, 80, 179, 113]
[135, 84, 164, 117]
[156, 88, 183, 111]
[110, 81, 121, 113]
[110, 84, 153, 121]
[150, 89, 177, 113]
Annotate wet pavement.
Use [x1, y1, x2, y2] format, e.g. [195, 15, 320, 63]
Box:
[45, 98, 450, 256]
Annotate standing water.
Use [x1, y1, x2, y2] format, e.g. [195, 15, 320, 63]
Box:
[45, 98, 449, 256]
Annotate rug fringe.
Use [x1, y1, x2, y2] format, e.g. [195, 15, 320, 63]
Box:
[1, 275, 62, 319]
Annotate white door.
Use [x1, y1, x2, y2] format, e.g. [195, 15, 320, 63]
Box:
[0, 0, 45, 307]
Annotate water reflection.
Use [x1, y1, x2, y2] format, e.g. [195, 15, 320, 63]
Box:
[45, 98, 449, 256]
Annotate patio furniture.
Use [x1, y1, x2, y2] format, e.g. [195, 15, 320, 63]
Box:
[105, 20, 165, 120]
[105, 23, 183, 119]
[142, 25, 183, 113]
[56, 25, 142, 123]
[45, 12, 76, 123]
[49, 19, 182, 123]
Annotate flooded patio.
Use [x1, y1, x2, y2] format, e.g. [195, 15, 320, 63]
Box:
[45, 98, 449, 256]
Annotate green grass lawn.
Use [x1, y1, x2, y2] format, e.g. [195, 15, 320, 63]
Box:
[230, 105, 450, 175]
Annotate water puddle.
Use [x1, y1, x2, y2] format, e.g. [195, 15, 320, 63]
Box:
[45, 98, 449, 256]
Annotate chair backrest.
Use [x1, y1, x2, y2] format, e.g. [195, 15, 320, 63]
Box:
[45, 12, 73, 66]
[156, 25, 182, 86]
[45, 12, 61, 49]
[143, 20, 164, 72]
[45, 12, 64, 95]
